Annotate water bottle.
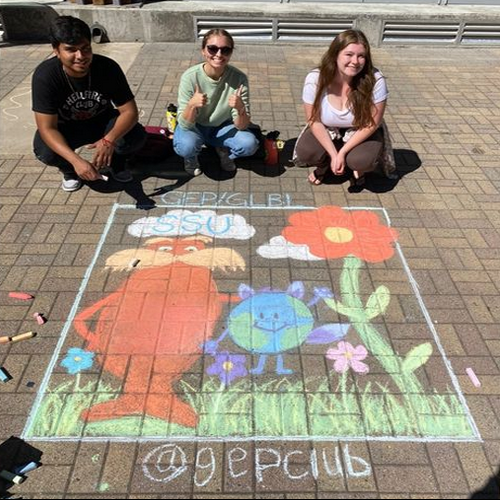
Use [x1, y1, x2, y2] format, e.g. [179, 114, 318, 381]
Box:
[264, 130, 280, 165]
[166, 103, 178, 133]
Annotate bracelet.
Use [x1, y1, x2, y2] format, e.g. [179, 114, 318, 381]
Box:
[102, 137, 115, 147]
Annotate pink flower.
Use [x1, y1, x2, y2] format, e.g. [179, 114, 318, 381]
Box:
[326, 342, 369, 374]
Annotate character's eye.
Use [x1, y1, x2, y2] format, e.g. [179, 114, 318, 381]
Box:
[185, 246, 198, 252]
[273, 313, 279, 320]
[259, 312, 265, 319]
[158, 246, 173, 252]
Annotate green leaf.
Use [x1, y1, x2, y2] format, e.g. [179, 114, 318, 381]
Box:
[365, 285, 391, 319]
[402, 343, 433, 374]
[323, 297, 342, 313]
[323, 298, 366, 321]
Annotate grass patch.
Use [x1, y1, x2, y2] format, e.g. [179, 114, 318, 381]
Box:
[27, 377, 474, 439]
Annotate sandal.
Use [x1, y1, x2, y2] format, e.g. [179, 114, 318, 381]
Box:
[308, 169, 324, 186]
[348, 174, 366, 193]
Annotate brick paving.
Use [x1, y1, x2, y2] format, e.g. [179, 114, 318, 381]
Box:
[0, 40, 500, 499]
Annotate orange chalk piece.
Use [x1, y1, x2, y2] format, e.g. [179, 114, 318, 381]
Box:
[34, 312, 46, 325]
[8, 292, 34, 300]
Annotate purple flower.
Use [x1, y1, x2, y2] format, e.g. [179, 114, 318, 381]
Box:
[308, 286, 334, 306]
[326, 341, 369, 374]
[206, 352, 248, 387]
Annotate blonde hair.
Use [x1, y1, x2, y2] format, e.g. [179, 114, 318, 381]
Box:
[311, 29, 377, 129]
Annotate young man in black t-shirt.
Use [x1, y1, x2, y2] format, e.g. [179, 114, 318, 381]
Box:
[32, 16, 146, 192]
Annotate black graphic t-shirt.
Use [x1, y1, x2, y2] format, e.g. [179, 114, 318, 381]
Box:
[32, 54, 134, 130]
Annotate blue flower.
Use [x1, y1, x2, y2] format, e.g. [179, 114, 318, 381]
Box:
[61, 348, 95, 375]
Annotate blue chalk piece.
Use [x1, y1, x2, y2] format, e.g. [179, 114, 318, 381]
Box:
[0, 367, 12, 383]
[13, 461, 40, 474]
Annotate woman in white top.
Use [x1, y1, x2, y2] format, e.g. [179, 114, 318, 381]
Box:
[295, 29, 388, 190]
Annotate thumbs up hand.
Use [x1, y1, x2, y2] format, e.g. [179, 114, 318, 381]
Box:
[190, 83, 208, 109]
[228, 84, 245, 114]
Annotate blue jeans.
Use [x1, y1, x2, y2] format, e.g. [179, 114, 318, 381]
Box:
[173, 122, 259, 160]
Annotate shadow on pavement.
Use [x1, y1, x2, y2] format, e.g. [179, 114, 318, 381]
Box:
[470, 466, 500, 499]
[84, 144, 421, 202]
[278, 138, 422, 194]
[121, 146, 288, 200]
[368, 148, 422, 193]
[0, 436, 43, 497]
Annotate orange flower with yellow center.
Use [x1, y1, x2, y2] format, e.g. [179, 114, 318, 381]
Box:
[282, 206, 398, 263]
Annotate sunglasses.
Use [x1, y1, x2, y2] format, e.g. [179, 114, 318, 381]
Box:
[206, 44, 233, 57]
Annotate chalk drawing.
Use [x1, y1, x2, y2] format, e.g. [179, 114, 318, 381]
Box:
[23, 204, 479, 443]
[203, 281, 350, 375]
[194, 447, 216, 487]
[227, 447, 248, 479]
[128, 210, 255, 239]
[71, 235, 245, 428]
[142, 444, 187, 483]
[2, 86, 31, 121]
[142, 442, 371, 486]
[160, 191, 293, 208]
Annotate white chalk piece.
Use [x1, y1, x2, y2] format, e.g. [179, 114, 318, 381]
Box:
[129, 258, 140, 268]
[466, 367, 481, 388]
[101, 174, 109, 182]
[13, 461, 40, 475]
[0, 470, 26, 484]
[0, 367, 12, 383]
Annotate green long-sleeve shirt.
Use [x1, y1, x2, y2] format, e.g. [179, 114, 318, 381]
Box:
[177, 63, 250, 130]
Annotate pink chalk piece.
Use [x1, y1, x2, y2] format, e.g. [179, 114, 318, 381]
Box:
[33, 313, 46, 325]
[8, 292, 34, 301]
[466, 367, 481, 388]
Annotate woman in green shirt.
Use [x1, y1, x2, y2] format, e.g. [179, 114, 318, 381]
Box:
[173, 29, 259, 176]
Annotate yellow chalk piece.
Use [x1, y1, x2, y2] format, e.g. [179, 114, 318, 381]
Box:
[10, 331, 37, 343]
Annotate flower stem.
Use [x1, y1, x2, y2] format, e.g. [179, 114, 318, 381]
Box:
[338, 256, 423, 395]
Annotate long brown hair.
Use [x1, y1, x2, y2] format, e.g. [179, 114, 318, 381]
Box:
[311, 29, 377, 129]
[201, 28, 235, 50]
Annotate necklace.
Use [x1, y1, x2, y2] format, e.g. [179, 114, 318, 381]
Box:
[62, 67, 91, 94]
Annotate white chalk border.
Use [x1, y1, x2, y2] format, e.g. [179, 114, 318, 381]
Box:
[22, 202, 481, 443]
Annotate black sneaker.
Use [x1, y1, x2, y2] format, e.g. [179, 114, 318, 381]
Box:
[215, 147, 236, 172]
[184, 157, 202, 177]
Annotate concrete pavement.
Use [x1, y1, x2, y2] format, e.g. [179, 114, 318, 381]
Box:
[0, 39, 499, 499]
